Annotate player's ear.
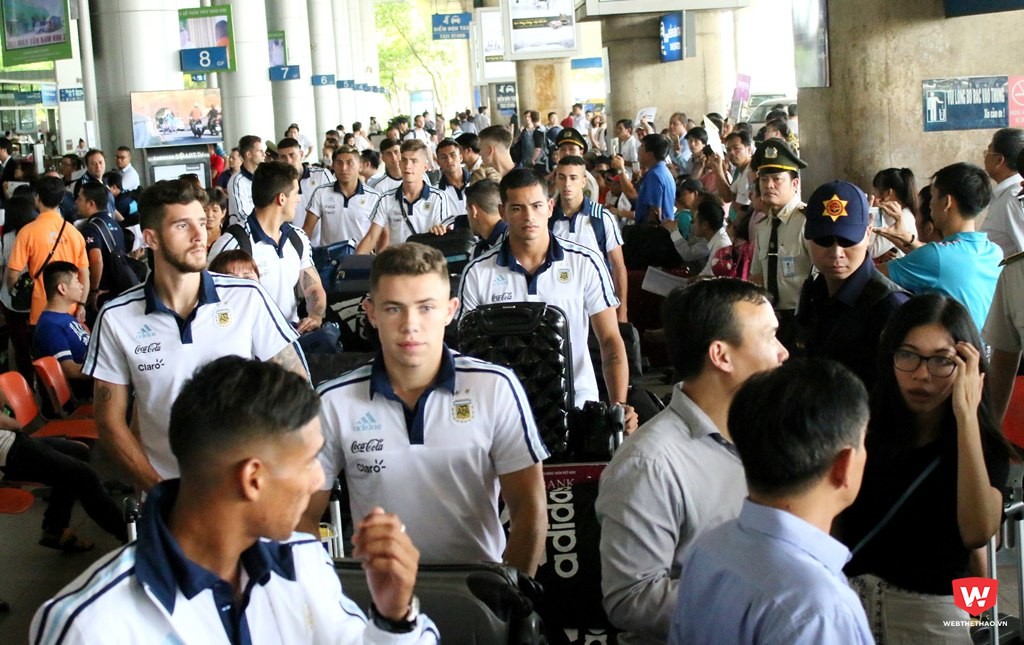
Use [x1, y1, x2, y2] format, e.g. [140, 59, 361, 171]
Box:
[446, 297, 459, 324]
[363, 297, 377, 328]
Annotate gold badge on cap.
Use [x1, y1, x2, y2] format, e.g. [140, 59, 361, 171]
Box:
[765, 146, 778, 159]
[823, 194, 849, 222]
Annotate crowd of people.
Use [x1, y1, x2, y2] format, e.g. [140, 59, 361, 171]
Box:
[2, 99, 1023, 644]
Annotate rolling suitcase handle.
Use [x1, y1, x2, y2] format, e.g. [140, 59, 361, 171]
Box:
[326, 478, 345, 559]
[124, 497, 140, 543]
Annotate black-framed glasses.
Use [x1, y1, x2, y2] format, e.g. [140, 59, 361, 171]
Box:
[893, 349, 957, 377]
[811, 236, 859, 248]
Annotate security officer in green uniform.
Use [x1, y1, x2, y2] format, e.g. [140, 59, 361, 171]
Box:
[748, 139, 810, 351]
[796, 180, 909, 388]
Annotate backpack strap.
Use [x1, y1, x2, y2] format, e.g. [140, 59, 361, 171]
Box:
[285, 225, 304, 258]
[588, 201, 608, 254]
[225, 223, 253, 256]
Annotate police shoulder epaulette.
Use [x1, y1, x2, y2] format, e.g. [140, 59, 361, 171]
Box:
[1000, 250, 1024, 267]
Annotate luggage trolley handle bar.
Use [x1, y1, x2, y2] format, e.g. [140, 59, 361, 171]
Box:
[329, 479, 345, 559]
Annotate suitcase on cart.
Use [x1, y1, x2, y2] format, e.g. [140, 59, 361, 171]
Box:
[458, 302, 575, 459]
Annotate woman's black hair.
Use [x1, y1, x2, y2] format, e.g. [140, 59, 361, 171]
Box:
[871, 293, 1012, 462]
[873, 167, 920, 220]
[4, 194, 36, 235]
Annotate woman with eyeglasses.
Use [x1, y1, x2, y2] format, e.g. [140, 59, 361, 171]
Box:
[836, 293, 1011, 644]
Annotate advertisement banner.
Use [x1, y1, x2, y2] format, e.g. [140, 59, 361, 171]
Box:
[0, 0, 72, 66]
[501, 0, 578, 61]
[268, 30, 286, 66]
[179, 6, 236, 72]
[471, 8, 516, 85]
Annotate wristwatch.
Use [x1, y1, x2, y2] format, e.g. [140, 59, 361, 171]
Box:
[369, 595, 419, 633]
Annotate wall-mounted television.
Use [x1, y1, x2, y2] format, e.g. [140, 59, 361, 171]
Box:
[129, 88, 222, 149]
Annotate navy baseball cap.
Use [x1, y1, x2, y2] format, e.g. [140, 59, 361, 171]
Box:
[804, 180, 870, 244]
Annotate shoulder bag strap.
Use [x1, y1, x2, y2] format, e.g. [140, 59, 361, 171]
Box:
[851, 455, 941, 557]
[398, 197, 418, 237]
[34, 219, 68, 280]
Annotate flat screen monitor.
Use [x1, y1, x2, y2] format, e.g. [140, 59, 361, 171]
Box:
[129, 88, 223, 149]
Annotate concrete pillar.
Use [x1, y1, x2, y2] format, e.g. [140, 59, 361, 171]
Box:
[214, 0, 274, 148]
[348, 0, 366, 122]
[92, 0, 183, 156]
[360, 0, 382, 121]
[799, 0, 1023, 192]
[307, 0, 339, 140]
[333, 0, 357, 130]
[603, 12, 734, 131]
[516, 59, 571, 122]
[266, 0, 316, 142]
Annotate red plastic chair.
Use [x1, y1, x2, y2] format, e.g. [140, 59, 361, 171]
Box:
[1002, 376, 1024, 450]
[0, 372, 97, 440]
[32, 357, 94, 419]
[0, 487, 34, 514]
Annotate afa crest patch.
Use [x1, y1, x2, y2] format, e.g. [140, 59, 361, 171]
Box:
[452, 399, 473, 422]
[214, 307, 232, 328]
[557, 269, 570, 283]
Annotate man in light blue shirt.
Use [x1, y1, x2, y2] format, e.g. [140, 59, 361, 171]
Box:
[670, 358, 873, 645]
[881, 162, 1002, 330]
[634, 134, 676, 225]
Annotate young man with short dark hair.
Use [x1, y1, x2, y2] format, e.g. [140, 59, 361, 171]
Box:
[435, 138, 471, 216]
[77, 182, 126, 317]
[210, 161, 326, 334]
[670, 358, 872, 644]
[307, 146, 383, 248]
[596, 278, 788, 644]
[34, 261, 92, 391]
[464, 179, 506, 258]
[35, 356, 438, 642]
[225, 134, 266, 226]
[880, 162, 1003, 330]
[368, 137, 404, 196]
[306, 243, 548, 575]
[85, 178, 305, 491]
[458, 169, 637, 430]
[553, 155, 628, 320]
[478, 125, 516, 177]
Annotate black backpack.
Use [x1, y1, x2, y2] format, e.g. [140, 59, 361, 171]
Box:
[89, 216, 147, 299]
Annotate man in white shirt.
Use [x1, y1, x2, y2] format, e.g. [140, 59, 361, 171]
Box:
[34, 356, 438, 644]
[226, 135, 266, 226]
[210, 161, 326, 333]
[611, 119, 640, 176]
[352, 121, 372, 151]
[356, 140, 451, 252]
[980, 127, 1024, 255]
[115, 146, 140, 192]
[474, 105, 491, 131]
[85, 178, 305, 491]
[306, 146, 382, 247]
[668, 199, 732, 277]
[276, 137, 333, 243]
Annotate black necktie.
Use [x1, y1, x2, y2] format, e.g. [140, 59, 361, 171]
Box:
[766, 215, 781, 306]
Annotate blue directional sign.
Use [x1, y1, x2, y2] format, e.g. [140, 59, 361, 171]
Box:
[191, 74, 207, 83]
[660, 13, 683, 63]
[432, 13, 472, 40]
[311, 74, 336, 86]
[495, 82, 517, 116]
[336, 79, 355, 90]
[180, 46, 228, 73]
[269, 65, 301, 81]
[58, 87, 84, 102]
[355, 83, 369, 92]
